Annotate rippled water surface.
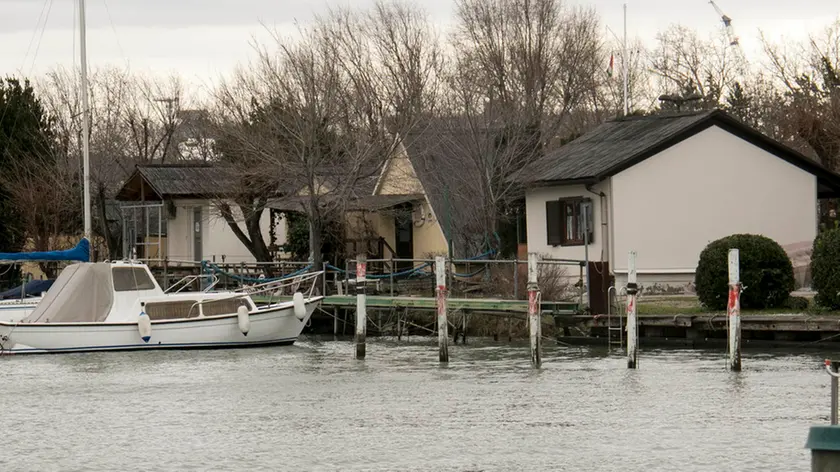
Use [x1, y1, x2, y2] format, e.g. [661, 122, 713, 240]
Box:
[1, 337, 836, 471]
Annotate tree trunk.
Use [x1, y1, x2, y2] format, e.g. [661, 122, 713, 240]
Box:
[308, 216, 324, 271]
[217, 201, 274, 264]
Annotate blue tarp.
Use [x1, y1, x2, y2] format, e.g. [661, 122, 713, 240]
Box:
[0, 238, 90, 263]
[0, 279, 55, 299]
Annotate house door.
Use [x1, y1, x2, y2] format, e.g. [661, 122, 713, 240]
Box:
[193, 207, 203, 261]
[394, 204, 414, 271]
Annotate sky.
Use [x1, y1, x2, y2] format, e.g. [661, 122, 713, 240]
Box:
[1, 0, 838, 101]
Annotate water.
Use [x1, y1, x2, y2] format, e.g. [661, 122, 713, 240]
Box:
[0, 338, 836, 472]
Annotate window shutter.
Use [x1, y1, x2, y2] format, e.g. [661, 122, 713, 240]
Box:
[546, 200, 562, 245]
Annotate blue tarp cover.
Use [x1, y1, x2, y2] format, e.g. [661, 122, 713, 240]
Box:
[0, 238, 89, 262]
[0, 279, 55, 299]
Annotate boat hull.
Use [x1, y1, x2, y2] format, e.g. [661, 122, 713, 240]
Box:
[0, 297, 321, 354]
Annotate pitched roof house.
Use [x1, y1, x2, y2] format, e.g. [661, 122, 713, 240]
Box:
[115, 164, 287, 263]
[518, 108, 840, 293]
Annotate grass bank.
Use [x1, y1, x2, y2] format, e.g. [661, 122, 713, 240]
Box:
[635, 294, 840, 316]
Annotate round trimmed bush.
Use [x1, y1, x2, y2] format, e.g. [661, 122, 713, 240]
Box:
[695, 234, 794, 310]
[811, 228, 840, 309]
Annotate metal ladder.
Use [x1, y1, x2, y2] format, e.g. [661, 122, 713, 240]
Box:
[606, 286, 625, 351]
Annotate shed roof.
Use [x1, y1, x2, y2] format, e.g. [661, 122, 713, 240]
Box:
[348, 193, 425, 211]
[518, 109, 840, 197]
[115, 164, 242, 201]
[401, 126, 488, 258]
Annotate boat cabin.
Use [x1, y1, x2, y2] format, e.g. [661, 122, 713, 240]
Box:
[18, 262, 253, 324]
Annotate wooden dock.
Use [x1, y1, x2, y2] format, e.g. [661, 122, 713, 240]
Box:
[554, 313, 840, 348]
[254, 295, 579, 315]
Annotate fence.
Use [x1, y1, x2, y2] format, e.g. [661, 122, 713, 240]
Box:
[139, 256, 589, 304]
[328, 256, 588, 304]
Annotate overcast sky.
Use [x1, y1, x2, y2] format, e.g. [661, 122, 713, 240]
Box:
[1, 0, 838, 99]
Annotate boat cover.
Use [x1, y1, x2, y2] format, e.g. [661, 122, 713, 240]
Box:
[0, 238, 89, 262]
[22, 263, 113, 323]
[0, 279, 54, 299]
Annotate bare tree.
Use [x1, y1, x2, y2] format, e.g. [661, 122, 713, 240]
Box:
[213, 0, 439, 268]
[423, 0, 602, 255]
[36, 66, 185, 259]
[650, 24, 745, 111]
[0, 154, 81, 278]
[760, 21, 840, 169]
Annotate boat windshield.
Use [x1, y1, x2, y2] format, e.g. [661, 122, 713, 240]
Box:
[22, 263, 114, 323]
[112, 267, 157, 292]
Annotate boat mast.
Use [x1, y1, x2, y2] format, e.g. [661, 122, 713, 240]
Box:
[622, 2, 628, 116]
[79, 0, 92, 244]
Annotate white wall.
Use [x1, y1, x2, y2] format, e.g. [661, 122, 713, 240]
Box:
[166, 199, 287, 263]
[166, 201, 193, 261]
[611, 125, 818, 278]
[525, 182, 608, 261]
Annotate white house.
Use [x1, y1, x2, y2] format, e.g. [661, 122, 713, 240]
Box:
[115, 164, 287, 263]
[519, 109, 840, 293]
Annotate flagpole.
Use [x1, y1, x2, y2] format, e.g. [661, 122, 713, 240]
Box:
[622, 2, 629, 116]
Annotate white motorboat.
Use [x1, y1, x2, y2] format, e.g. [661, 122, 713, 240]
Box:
[0, 298, 41, 323]
[0, 261, 323, 354]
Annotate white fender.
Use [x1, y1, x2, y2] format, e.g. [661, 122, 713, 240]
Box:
[138, 311, 152, 343]
[293, 292, 306, 321]
[237, 305, 250, 336]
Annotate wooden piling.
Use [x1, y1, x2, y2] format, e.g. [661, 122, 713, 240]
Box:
[435, 255, 449, 363]
[829, 360, 839, 425]
[333, 307, 338, 339]
[355, 254, 367, 360]
[626, 250, 638, 369]
[728, 248, 742, 372]
[528, 253, 541, 368]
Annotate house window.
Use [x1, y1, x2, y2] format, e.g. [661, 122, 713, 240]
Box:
[546, 197, 594, 246]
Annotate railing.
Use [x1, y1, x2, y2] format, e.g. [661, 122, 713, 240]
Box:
[329, 256, 588, 305]
[137, 255, 590, 307]
[185, 270, 323, 318]
[164, 274, 220, 294]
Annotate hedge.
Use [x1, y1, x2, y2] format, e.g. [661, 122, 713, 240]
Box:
[695, 233, 794, 310]
[812, 228, 840, 309]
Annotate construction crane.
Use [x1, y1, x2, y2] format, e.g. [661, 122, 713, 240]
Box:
[709, 0, 739, 47]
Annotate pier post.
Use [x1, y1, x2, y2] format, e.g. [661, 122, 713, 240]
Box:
[435, 255, 449, 363]
[829, 360, 839, 425]
[727, 248, 742, 372]
[626, 250, 638, 369]
[528, 253, 541, 368]
[355, 254, 367, 360]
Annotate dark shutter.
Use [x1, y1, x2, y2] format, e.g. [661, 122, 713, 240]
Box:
[546, 200, 562, 245]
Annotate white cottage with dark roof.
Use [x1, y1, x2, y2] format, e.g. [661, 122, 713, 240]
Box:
[519, 109, 840, 293]
[116, 164, 287, 263]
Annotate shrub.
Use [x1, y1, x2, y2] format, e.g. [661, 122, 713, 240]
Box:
[695, 234, 794, 310]
[811, 228, 840, 309]
[783, 296, 810, 311]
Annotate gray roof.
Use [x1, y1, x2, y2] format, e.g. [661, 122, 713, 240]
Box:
[517, 109, 840, 197]
[348, 193, 424, 211]
[114, 164, 244, 201]
[518, 110, 715, 183]
[402, 127, 489, 258]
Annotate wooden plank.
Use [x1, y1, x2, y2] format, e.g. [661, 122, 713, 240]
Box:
[253, 295, 579, 314]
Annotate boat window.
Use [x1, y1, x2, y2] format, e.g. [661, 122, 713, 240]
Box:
[112, 267, 157, 292]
